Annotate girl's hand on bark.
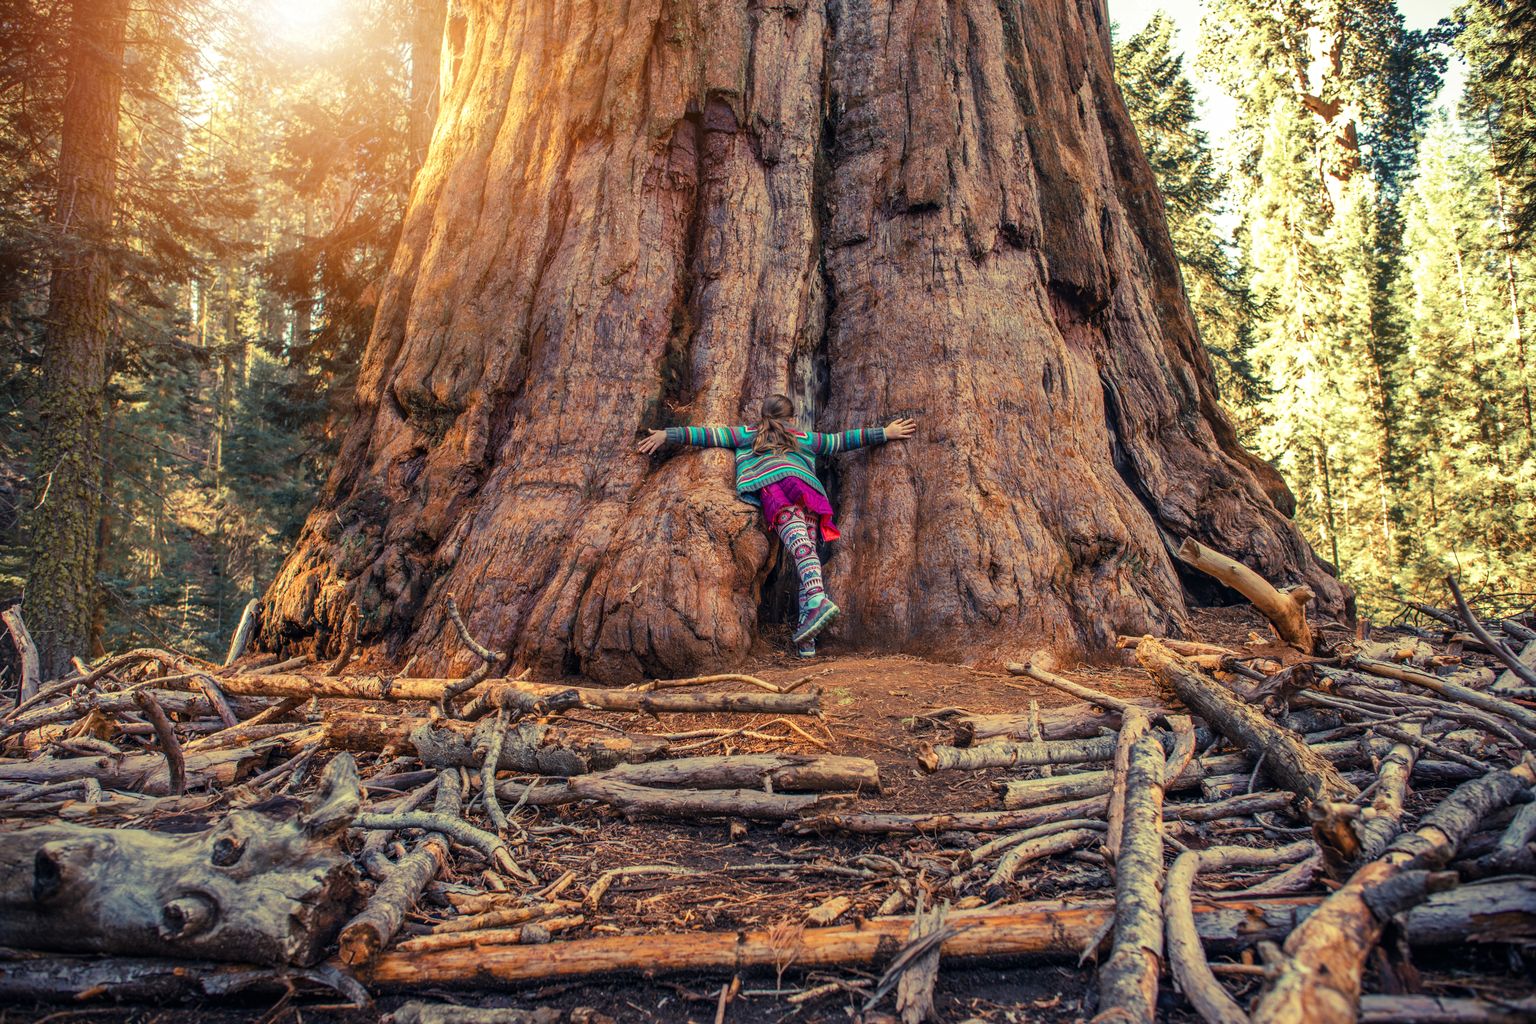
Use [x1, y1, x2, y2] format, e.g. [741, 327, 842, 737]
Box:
[884, 418, 917, 441]
[637, 429, 667, 454]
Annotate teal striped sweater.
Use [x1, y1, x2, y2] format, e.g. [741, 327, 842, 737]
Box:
[664, 425, 888, 504]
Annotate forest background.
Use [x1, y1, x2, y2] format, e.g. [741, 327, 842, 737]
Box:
[0, 0, 1531, 664]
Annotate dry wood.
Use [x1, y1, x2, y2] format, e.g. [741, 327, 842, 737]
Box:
[600, 753, 879, 793]
[1136, 638, 1358, 809]
[132, 688, 185, 796]
[918, 733, 1118, 772]
[392, 915, 585, 952]
[338, 769, 461, 966]
[951, 702, 1131, 745]
[983, 828, 1100, 895]
[0, 741, 277, 794]
[1011, 651, 1153, 713]
[1447, 575, 1536, 688]
[429, 901, 580, 934]
[1175, 538, 1314, 650]
[1351, 656, 1536, 744]
[1358, 994, 1536, 1024]
[323, 711, 669, 775]
[223, 599, 260, 667]
[2, 606, 41, 703]
[1093, 732, 1165, 1024]
[891, 896, 948, 1024]
[0, 687, 273, 743]
[1253, 762, 1536, 1024]
[1351, 723, 1418, 863]
[219, 673, 821, 714]
[0, 754, 360, 964]
[1492, 638, 1536, 693]
[566, 776, 847, 821]
[1105, 706, 1152, 869]
[359, 896, 1326, 988]
[1164, 842, 1314, 1024]
[353, 809, 523, 878]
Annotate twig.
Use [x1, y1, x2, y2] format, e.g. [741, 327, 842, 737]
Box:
[132, 689, 185, 796]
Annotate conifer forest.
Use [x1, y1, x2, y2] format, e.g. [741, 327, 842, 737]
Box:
[1, 1, 1535, 1022]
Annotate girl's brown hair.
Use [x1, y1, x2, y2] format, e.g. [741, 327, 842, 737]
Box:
[752, 394, 801, 454]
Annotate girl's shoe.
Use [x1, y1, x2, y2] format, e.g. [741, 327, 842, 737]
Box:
[793, 597, 839, 644]
[795, 637, 817, 658]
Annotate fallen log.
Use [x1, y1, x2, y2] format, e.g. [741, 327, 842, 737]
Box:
[1, 689, 276, 744]
[599, 753, 879, 793]
[356, 881, 1520, 990]
[1252, 761, 1536, 1024]
[0, 753, 360, 965]
[1135, 638, 1358, 809]
[216, 673, 821, 715]
[1164, 842, 1314, 1024]
[794, 790, 1296, 836]
[1104, 706, 1152, 870]
[1350, 656, 1536, 745]
[1358, 994, 1536, 1024]
[323, 712, 668, 776]
[0, 741, 280, 794]
[565, 776, 848, 821]
[951, 702, 1131, 745]
[1093, 731, 1165, 1024]
[1175, 538, 1314, 650]
[359, 896, 1314, 988]
[918, 733, 1118, 772]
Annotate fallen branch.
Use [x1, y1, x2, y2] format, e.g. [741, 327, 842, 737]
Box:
[1175, 538, 1314, 650]
[2, 606, 40, 703]
[1093, 732, 1165, 1024]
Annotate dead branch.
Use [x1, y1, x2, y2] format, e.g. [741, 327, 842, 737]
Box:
[1176, 538, 1314, 650]
[2, 606, 40, 703]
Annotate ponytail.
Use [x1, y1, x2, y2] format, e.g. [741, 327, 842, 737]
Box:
[751, 394, 801, 454]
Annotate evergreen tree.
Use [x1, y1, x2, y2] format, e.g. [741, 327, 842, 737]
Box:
[1114, 12, 1263, 434]
[1456, 0, 1536, 247]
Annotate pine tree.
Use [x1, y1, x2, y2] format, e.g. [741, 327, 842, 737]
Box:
[1457, 0, 1536, 247]
[1113, 13, 1263, 434]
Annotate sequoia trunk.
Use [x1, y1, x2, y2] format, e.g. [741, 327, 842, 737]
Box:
[262, 0, 1347, 682]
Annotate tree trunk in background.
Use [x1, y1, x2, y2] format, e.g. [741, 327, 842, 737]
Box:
[407, 0, 446, 178]
[263, 0, 1348, 683]
[26, 0, 130, 678]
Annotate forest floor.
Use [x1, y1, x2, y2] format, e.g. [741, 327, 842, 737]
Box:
[3, 606, 1533, 1024]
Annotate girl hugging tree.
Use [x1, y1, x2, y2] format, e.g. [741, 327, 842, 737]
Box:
[639, 395, 916, 658]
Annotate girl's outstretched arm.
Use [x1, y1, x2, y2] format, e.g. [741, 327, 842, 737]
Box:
[806, 418, 916, 454]
[637, 425, 753, 454]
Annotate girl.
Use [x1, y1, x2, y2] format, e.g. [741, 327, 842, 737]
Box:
[638, 395, 916, 657]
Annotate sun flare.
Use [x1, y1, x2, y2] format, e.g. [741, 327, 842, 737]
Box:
[259, 0, 343, 44]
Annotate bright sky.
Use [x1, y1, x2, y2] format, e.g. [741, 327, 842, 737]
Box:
[1108, 0, 1467, 141]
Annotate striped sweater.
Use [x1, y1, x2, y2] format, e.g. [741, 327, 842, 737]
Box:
[663, 425, 888, 504]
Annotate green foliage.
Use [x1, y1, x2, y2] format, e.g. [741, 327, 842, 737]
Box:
[0, 0, 422, 659]
[1114, 14, 1264, 427]
[1456, 0, 1536, 247]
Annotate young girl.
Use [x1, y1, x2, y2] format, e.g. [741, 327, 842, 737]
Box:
[638, 395, 916, 657]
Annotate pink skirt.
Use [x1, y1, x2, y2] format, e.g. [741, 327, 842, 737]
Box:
[757, 477, 840, 541]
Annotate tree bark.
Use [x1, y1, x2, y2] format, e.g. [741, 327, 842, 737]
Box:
[259, 0, 1346, 682]
[25, 0, 131, 678]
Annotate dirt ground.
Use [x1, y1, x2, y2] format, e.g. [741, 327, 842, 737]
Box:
[3, 607, 1529, 1023]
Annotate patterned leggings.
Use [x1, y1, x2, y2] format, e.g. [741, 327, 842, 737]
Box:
[772, 506, 826, 623]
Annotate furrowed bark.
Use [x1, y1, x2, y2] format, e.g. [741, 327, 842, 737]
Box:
[259, 0, 1347, 682]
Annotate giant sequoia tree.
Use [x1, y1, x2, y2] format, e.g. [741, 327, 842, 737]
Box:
[262, 0, 1348, 682]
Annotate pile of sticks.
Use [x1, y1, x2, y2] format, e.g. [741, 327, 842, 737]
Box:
[1, 568, 1534, 1023]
